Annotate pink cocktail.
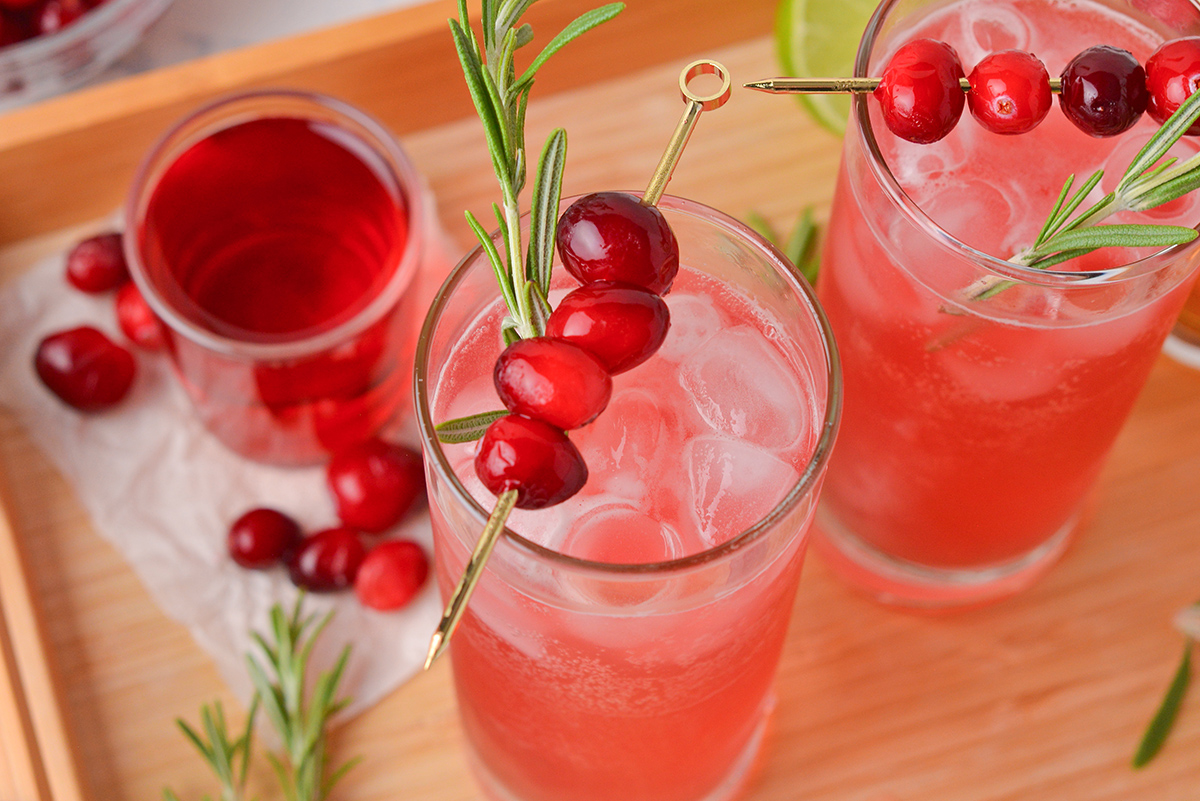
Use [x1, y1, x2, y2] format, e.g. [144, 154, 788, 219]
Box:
[816, 0, 1200, 606]
[416, 196, 840, 801]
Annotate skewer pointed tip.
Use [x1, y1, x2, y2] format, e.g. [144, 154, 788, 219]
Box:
[743, 79, 774, 92]
[424, 630, 445, 670]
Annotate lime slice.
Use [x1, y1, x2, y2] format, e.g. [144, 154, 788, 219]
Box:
[774, 0, 877, 135]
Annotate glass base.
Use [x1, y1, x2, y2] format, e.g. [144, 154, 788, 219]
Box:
[813, 508, 1076, 610]
[469, 696, 773, 801]
[1163, 329, 1200, 369]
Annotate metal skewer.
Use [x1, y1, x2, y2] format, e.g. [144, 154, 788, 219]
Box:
[744, 76, 1063, 94]
[425, 60, 732, 671]
[643, 59, 733, 206]
[424, 489, 517, 669]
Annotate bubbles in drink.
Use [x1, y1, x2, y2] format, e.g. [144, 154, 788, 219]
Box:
[678, 326, 808, 450]
[685, 436, 801, 548]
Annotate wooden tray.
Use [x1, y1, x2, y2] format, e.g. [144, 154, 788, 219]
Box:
[1, 1, 1198, 799]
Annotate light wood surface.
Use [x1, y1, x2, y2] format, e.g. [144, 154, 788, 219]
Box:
[0, 1, 1198, 800]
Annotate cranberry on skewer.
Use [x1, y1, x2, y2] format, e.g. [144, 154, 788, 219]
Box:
[493, 337, 612, 430]
[967, 50, 1052, 135]
[1146, 36, 1200, 134]
[1059, 45, 1148, 137]
[556, 191, 680, 294]
[874, 38, 966, 144]
[546, 281, 670, 375]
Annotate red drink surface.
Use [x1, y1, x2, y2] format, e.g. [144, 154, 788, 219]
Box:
[141, 117, 405, 338]
[135, 115, 416, 464]
[818, 0, 1200, 580]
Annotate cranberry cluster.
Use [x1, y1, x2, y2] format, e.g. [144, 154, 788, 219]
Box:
[473, 192, 677, 510]
[228, 438, 429, 611]
[0, 0, 110, 46]
[875, 36, 1200, 143]
[35, 232, 431, 613]
[34, 232, 163, 413]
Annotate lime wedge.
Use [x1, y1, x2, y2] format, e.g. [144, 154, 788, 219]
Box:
[774, 0, 877, 135]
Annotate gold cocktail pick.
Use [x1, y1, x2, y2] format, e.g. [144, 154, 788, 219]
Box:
[744, 76, 1064, 94]
[644, 59, 733, 206]
[424, 59, 732, 671]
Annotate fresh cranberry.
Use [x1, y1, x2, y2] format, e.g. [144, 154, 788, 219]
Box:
[545, 281, 670, 374]
[287, 527, 367, 592]
[556, 192, 680, 294]
[493, 337, 612, 430]
[1146, 36, 1200, 134]
[0, 10, 32, 46]
[475, 415, 588, 509]
[36, 0, 85, 34]
[115, 281, 165, 350]
[1060, 45, 1148, 137]
[227, 508, 301, 569]
[34, 327, 135, 411]
[967, 50, 1052, 135]
[354, 540, 429, 611]
[326, 439, 425, 534]
[874, 38, 966, 144]
[65, 233, 129, 294]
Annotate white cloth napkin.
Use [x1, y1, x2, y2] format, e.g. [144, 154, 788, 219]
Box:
[0, 206, 461, 717]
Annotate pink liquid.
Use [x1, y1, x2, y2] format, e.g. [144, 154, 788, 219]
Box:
[136, 116, 414, 463]
[431, 268, 825, 801]
[817, 0, 1200, 588]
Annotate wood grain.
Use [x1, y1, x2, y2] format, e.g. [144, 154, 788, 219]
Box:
[0, 3, 1198, 801]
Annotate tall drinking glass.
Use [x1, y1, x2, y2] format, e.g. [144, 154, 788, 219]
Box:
[816, 0, 1200, 607]
[415, 195, 840, 801]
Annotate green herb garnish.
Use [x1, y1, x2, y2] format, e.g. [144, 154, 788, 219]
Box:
[450, 0, 623, 343]
[165, 598, 356, 801]
[964, 84, 1200, 304]
[1133, 639, 1192, 768]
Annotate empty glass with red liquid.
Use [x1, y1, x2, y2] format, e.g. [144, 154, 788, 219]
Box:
[125, 90, 427, 465]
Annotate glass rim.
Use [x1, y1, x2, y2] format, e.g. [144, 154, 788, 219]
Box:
[413, 193, 843, 578]
[854, 0, 1200, 288]
[122, 88, 426, 360]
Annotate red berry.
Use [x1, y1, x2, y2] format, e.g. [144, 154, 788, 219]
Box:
[1146, 36, 1200, 135]
[354, 540, 429, 611]
[36, 0, 85, 34]
[227, 508, 301, 569]
[556, 192, 680, 294]
[475, 415, 588, 510]
[874, 38, 966, 144]
[34, 327, 135, 411]
[545, 281, 670, 374]
[326, 439, 425, 534]
[493, 337, 612, 430]
[287, 527, 366, 592]
[967, 50, 1052, 135]
[1060, 45, 1148, 137]
[115, 281, 166, 350]
[65, 233, 129, 294]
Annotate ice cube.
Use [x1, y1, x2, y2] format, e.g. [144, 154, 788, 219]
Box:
[685, 436, 801, 548]
[658, 291, 723, 362]
[957, 5, 1031, 64]
[575, 387, 666, 474]
[678, 326, 809, 450]
[561, 504, 682, 564]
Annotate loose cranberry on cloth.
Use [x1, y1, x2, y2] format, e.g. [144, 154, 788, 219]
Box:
[0, 206, 457, 717]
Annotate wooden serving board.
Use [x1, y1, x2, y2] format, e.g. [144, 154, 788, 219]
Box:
[0, 1, 1198, 799]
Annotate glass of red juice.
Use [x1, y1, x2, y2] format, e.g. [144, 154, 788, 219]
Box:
[124, 90, 426, 465]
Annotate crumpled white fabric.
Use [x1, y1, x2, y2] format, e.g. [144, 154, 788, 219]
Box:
[0, 201, 461, 717]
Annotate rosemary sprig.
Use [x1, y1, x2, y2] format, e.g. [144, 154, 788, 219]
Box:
[164, 700, 258, 801]
[450, 0, 623, 343]
[165, 598, 356, 801]
[963, 83, 1200, 304]
[1133, 600, 1199, 768]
